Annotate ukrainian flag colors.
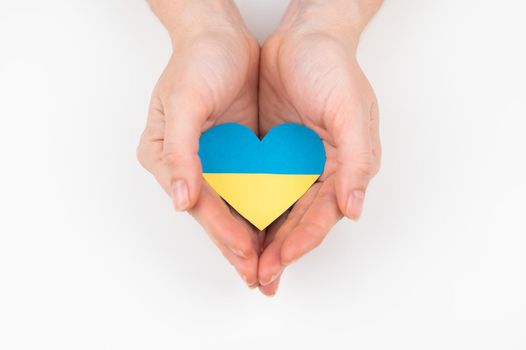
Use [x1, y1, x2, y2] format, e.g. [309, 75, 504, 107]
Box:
[198, 123, 326, 230]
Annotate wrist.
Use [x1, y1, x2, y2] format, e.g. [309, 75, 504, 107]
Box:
[279, 0, 382, 50]
[148, 0, 249, 43]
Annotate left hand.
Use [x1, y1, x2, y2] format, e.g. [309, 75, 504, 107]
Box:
[257, 1, 382, 296]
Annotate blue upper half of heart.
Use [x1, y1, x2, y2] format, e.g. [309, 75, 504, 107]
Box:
[198, 123, 326, 175]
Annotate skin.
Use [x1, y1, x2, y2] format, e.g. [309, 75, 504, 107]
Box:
[257, 0, 383, 295]
[137, 0, 382, 296]
[137, 0, 262, 287]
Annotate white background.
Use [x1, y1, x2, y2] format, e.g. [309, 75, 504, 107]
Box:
[1, 0, 525, 349]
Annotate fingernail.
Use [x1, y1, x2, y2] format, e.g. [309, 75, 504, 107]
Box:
[172, 180, 189, 211]
[264, 289, 277, 298]
[248, 282, 259, 289]
[260, 273, 279, 286]
[242, 274, 256, 288]
[346, 190, 365, 220]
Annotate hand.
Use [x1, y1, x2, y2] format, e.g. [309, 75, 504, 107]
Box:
[257, 0, 382, 296]
[137, 0, 262, 287]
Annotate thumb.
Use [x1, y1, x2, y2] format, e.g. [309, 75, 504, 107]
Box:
[162, 98, 205, 212]
[334, 107, 378, 221]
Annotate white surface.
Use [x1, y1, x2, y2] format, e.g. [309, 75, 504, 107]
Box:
[1, 0, 526, 349]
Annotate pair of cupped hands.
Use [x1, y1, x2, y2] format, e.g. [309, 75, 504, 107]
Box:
[137, 0, 381, 296]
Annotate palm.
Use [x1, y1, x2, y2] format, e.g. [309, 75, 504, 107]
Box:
[260, 32, 374, 168]
[157, 32, 259, 133]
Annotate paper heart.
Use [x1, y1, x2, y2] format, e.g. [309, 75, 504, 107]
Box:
[198, 123, 326, 230]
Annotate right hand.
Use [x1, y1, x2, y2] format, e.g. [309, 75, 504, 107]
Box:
[137, 0, 262, 288]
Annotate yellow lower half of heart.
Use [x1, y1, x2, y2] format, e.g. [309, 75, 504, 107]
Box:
[203, 173, 320, 230]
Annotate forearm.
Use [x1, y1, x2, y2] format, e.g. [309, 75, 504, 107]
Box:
[146, 0, 246, 40]
[280, 0, 383, 46]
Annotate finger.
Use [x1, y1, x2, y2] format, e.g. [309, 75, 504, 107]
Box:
[256, 213, 289, 287]
[258, 221, 285, 287]
[262, 209, 289, 251]
[258, 274, 282, 297]
[137, 131, 172, 196]
[191, 183, 258, 259]
[215, 240, 259, 288]
[280, 179, 342, 266]
[162, 93, 206, 212]
[230, 206, 263, 256]
[136, 95, 167, 179]
[334, 104, 378, 220]
[138, 125, 258, 286]
[369, 101, 382, 171]
[190, 183, 259, 285]
[258, 184, 321, 286]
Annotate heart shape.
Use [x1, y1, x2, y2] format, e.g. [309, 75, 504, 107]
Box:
[198, 123, 326, 230]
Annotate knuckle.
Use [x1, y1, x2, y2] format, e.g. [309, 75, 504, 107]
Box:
[352, 159, 375, 178]
[136, 139, 148, 169]
[162, 151, 182, 167]
[372, 162, 381, 177]
[373, 156, 382, 176]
